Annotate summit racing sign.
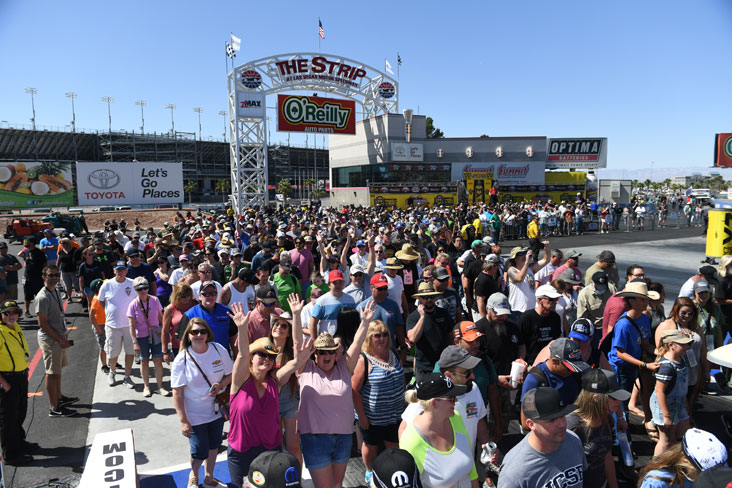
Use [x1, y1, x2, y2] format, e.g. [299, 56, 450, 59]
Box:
[277, 95, 356, 134]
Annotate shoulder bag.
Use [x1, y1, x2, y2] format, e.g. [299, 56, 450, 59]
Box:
[186, 344, 231, 420]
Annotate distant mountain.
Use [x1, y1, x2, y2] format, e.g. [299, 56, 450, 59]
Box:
[596, 166, 732, 182]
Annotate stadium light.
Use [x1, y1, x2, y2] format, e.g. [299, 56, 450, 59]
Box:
[101, 96, 114, 132]
[65, 92, 77, 132]
[218, 110, 227, 141]
[25, 87, 37, 130]
[193, 107, 203, 140]
[165, 104, 176, 135]
[136, 100, 147, 134]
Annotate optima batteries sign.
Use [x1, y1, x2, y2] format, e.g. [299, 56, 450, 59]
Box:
[546, 138, 607, 169]
[277, 95, 356, 134]
[76, 162, 183, 205]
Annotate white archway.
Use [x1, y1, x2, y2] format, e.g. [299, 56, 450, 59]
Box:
[227, 52, 398, 211]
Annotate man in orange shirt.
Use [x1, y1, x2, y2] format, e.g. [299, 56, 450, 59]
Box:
[88, 279, 109, 374]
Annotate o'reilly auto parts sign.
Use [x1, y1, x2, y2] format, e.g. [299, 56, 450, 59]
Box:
[546, 138, 607, 169]
[277, 94, 356, 134]
[76, 162, 183, 205]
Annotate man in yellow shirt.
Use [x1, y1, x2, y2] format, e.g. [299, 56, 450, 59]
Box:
[527, 215, 542, 258]
[0, 300, 33, 465]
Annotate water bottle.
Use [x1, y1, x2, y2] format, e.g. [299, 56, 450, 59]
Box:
[616, 431, 634, 467]
[480, 442, 498, 465]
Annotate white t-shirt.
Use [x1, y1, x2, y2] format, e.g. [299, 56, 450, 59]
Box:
[98, 278, 136, 329]
[191, 280, 223, 300]
[170, 342, 233, 426]
[508, 268, 536, 313]
[168, 267, 187, 286]
[535, 263, 559, 287]
[301, 302, 315, 331]
[401, 385, 487, 453]
[385, 273, 405, 313]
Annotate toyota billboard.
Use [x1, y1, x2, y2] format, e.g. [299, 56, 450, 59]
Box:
[75, 162, 183, 205]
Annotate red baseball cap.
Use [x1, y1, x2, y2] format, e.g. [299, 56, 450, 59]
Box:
[370, 273, 388, 286]
[328, 270, 345, 282]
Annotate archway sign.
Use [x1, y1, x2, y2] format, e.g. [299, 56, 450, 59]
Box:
[228, 52, 398, 211]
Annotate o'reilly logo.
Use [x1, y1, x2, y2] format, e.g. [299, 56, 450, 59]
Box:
[725, 135, 732, 158]
[282, 96, 351, 129]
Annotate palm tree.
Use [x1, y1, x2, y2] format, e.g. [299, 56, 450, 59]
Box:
[215, 179, 231, 203]
[277, 178, 293, 200]
[303, 178, 315, 199]
[184, 180, 197, 204]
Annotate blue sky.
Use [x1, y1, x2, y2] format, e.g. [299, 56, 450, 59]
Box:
[1, 0, 731, 173]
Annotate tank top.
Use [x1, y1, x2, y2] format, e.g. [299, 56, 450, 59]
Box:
[508, 268, 536, 313]
[167, 305, 183, 349]
[358, 351, 404, 426]
[156, 273, 172, 297]
[227, 284, 253, 314]
[228, 375, 281, 453]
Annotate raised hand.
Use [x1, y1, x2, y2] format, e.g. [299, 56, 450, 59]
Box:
[361, 299, 377, 324]
[288, 293, 304, 315]
[228, 302, 250, 329]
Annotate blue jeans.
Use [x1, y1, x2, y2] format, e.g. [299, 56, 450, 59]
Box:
[612, 362, 638, 413]
[189, 417, 225, 460]
[575, 217, 584, 234]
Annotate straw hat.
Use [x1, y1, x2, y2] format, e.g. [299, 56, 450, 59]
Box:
[313, 332, 340, 351]
[395, 244, 419, 261]
[618, 281, 660, 300]
[384, 257, 404, 270]
[412, 281, 442, 298]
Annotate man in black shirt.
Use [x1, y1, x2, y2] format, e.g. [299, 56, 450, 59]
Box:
[406, 282, 454, 381]
[0, 242, 21, 300]
[431, 266, 462, 323]
[473, 256, 500, 321]
[461, 242, 486, 313]
[518, 284, 562, 365]
[21, 238, 47, 317]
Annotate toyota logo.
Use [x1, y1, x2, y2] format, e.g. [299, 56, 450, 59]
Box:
[88, 168, 120, 189]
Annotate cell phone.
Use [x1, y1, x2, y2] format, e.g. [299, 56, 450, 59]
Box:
[68, 340, 75, 346]
[209, 385, 217, 394]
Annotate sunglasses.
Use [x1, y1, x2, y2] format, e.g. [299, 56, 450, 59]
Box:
[273, 321, 289, 329]
[373, 333, 388, 339]
[543, 297, 559, 302]
[317, 349, 337, 355]
[201, 291, 217, 297]
[253, 351, 277, 361]
[437, 396, 457, 403]
[45, 273, 60, 278]
[1, 310, 20, 315]
[352, 272, 364, 277]
[374, 286, 388, 292]
[189, 329, 207, 336]
[199, 270, 212, 274]
[261, 301, 276, 307]
[679, 311, 694, 317]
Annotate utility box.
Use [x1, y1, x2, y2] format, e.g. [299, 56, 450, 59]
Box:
[598, 179, 632, 203]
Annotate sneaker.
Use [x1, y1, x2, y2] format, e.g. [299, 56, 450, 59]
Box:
[49, 406, 77, 417]
[108, 371, 116, 386]
[365, 471, 373, 485]
[58, 395, 79, 407]
[135, 355, 141, 365]
[101, 365, 110, 374]
[158, 387, 171, 397]
[123, 376, 135, 389]
[143, 386, 152, 397]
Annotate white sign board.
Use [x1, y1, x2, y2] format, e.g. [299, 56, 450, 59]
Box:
[76, 162, 183, 205]
[451, 162, 545, 186]
[391, 142, 424, 162]
[79, 428, 137, 488]
[236, 91, 265, 118]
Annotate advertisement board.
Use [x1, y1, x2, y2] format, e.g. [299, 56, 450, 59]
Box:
[714, 133, 732, 167]
[546, 138, 607, 169]
[277, 94, 356, 134]
[236, 91, 265, 118]
[76, 162, 183, 205]
[391, 143, 424, 162]
[497, 171, 587, 204]
[0, 162, 73, 208]
[370, 192, 456, 209]
[451, 162, 545, 186]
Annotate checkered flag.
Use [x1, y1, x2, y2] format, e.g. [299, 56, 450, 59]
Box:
[226, 42, 236, 59]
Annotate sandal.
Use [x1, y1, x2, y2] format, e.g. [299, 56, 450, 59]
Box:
[203, 477, 221, 487]
[188, 471, 199, 487]
[645, 421, 659, 442]
[628, 407, 644, 417]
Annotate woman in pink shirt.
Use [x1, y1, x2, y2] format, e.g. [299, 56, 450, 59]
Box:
[226, 302, 312, 488]
[297, 301, 377, 488]
[127, 277, 165, 397]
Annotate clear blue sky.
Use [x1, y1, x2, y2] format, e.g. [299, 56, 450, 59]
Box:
[2, 0, 731, 172]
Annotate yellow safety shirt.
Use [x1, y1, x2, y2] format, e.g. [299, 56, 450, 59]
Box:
[0, 321, 30, 372]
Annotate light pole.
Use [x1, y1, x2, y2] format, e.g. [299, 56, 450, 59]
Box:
[65, 92, 77, 132]
[136, 100, 146, 134]
[193, 107, 203, 140]
[166, 104, 176, 136]
[403, 108, 414, 143]
[25, 87, 37, 130]
[650, 160, 654, 183]
[218, 110, 227, 141]
[101, 96, 114, 132]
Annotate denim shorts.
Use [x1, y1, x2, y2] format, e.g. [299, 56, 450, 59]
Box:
[189, 416, 225, 460]
[278, 384, 300, 419]
[90, 323, 106, 351]
[138, 336, 162, 360]
[300, 433, 351, 470]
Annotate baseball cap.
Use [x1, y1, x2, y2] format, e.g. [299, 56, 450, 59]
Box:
[238, 268, 260, 285]
[126, 248, 140, 257]
[591, 271, 609, 294]
[179, 254, 190, 262]
[90, 278, 104, 292]
[328, 270, 345, 282]
[565, 250, 581, 259]
[247, 449, 301, 488]
[522, 386, 577, 421]
[114, 261, 127, 270]
[550, 338, 590, 372]
[557, 268, 581, 285]
[471, 240, 484, 249]
[372, 448, 423, 488]
[597, 250, 615, 263]
[693, 279, 712, 294]
[231, 249, 243, 257]
[682, 428, 728, 472]
[415, 373, 468, 400]
[699, 265, 719, 285]
[350, 264, 366, 275]
[199, 280, 217, 291]
[487, 293, 511, 315]
[0, 300, 21, 314]
[356, 239, 366, 247]
[370, 273, 388, 287]
[568, 318, 594, 343]
[660, 329, 694, 345]
[0, 242, 7, 249]
[536, 284, 562, 299]
[439, 344, 481, 370]
[433, 267, 449, 281]
[485, 253, 500, 264]
[132, 277, 149, 291]
[453, 322, 484, 343]
[256, 285, 277, 304]
[581, 368, 631, 401]
[217, 249, 229, 258]
[43, 228, 52, 233]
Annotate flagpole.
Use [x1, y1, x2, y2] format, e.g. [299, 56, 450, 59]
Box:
[318, 18, 321, 52]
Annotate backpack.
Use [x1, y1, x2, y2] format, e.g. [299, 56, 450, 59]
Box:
[599, 312, 642, 356]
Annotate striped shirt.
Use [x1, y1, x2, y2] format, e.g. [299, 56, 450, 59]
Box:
[358, 351, 404, 426]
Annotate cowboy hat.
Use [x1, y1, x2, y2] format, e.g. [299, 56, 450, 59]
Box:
[618, 281, 660, 300]
[412, 281, 442, 298]
[395, 244, 419, 261]
[384, 257, 403, 270]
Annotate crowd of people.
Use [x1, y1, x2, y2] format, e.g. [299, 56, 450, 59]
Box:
[0, 201, 730, 488]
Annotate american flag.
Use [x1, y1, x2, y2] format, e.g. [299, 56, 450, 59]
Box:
[318, 19, 324, 39]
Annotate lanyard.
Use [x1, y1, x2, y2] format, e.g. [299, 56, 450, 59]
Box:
[139, 296, 150, 319]
[0, 323, 29, 369]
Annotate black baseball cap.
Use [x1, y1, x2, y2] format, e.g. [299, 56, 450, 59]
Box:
[238, 268, 260, 285]
[372, 448, 423, 488]
[126, 248, 140, 257]
[256, 285, 277, 304]
[581, 368, 631, 401]
[522, 387, 577, 420]
[591, 271, 609, 294]
[433, 267, 449, 281]
[549, 338, 590, 373]
[247, 450, 301, 488]
[415, 373, 467, 400]
[569, 318, 594, 343]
